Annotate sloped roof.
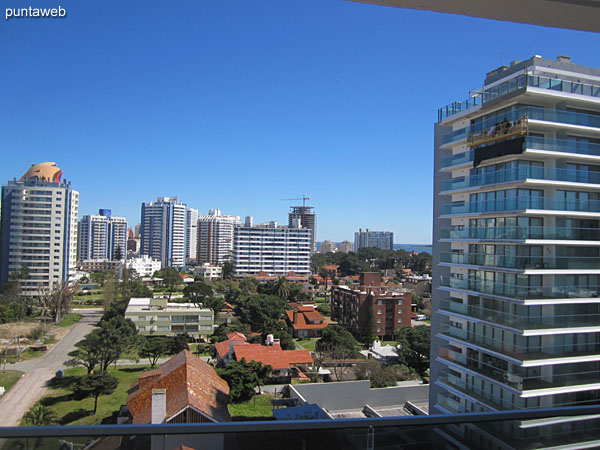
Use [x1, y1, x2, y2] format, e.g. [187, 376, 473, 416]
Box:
[127, 350, 230, 424]
[234, 344, 312, 370]
[285, 309, 328, 331]
[227, 332, 247, 342]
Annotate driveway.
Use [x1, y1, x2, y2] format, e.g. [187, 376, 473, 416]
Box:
[0, 309, 102, 426]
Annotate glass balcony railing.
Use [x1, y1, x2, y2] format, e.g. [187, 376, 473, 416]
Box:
[439, 347, 600, 392]
[440, 252, 600, 270]
[439, 300, 600, 330]
[441, 196, 600, 216]
[4, 406, 600, 450]
[441, 105, 600, 145]
[442, 166, 600, 192]
[438, 72, 600, 121]
[439, 323, 600, 360]
[440, 226, 600, 241]
[441, 136, 600, 169]
[439, 275, 600, 300]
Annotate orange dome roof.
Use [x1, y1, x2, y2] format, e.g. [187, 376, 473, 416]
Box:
[20, 162, 63, 183]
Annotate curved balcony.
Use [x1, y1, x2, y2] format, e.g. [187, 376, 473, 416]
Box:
[439, 300, 600, 330]
[441, 196, 600, 216]
[440, 226, 600, 241]
[439, 324, 600, 361]
[441, 137, 600, 170]
[440, 252, 600, 270]
[439, 276, 600, 300]
[442, 166, 600, 193]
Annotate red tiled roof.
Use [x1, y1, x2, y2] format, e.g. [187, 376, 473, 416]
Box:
[127, 351, 230, 424]
[215, 340, 231, 358]
[227, 332, 247, 342]
[304, 311, 324, 322]
[323, 264, 339, 270]
[286, 308, 328, 331]
[234, 344, 313, 370]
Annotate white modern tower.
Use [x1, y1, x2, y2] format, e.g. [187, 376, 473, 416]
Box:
[140, 197, 187, 268]
[185, 207, 198, 264]
[432, 55, 600, 448]
[78, 209, 127, 262]
[197, 209, 240, 265]
[0, 162, 79, 297]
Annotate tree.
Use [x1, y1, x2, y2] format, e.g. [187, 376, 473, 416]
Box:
[221, 261, 234, 280]
[73, 371, 118, 414]
[169, 333, 190, 354]
[260, 319, 295, 350]
[354, 360, 404, 388]
[47, 281, 78, 323]
[162, 267, 181, 300]
[216, 359, 264, 403]
[274, 277, 291, 300]
[23, 404, 58, 425]
[361, 304, 378, 347]
[102, 274, 119, 312]
[96, 315, 139, 370]
[396, 325, 430, 376]
[183, 281, 222, 315]
[139, 336, 172, 368]
[235, 294, 287, 331]
[239, 277, 259, 296]
[66, 333, 103, 373]
[315, 325, 358, 381]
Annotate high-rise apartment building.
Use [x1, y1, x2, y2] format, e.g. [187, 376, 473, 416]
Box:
[78, 209, 127, 262]
[233, 218, 311, 278]
[432, 55, 600, 448]
[338, 240, 355, 253]
[0, 162, 79, 297]
[288, 206, 316, 253]
[197, 209, 240, 265]
[140, 197, 187, 268]
[319, 240, 336, 254]
[185, 208, 198, 264]
[354, 229, 393, 251]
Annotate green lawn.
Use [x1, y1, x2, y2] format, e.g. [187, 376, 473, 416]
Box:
[0, 370, 23, 394]
[57, 313, 83, 327]
[228, 394, 275, 421]
[294, 338, 319, 352]
[27, 365, 152, 426]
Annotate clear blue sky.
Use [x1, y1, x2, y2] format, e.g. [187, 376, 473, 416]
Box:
[2, 0, 599, 244]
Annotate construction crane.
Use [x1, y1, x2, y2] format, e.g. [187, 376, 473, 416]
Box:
[281, 196, 311, 207]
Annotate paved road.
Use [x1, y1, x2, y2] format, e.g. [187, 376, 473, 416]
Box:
[0, 309, 102, 426]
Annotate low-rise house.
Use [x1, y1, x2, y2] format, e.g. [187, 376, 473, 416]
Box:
[125, 254, 162, 277]
[285, 303, 328, 338]
[194, 263, 222, 280]
[124, 298, 213, 340]
[127, 350, 230, 450]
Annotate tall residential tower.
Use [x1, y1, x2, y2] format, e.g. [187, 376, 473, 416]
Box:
[432, 55, 600, 448]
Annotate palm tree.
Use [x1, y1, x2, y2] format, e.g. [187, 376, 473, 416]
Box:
[23, 404, 58, 425]
[275, 277, 290, 300]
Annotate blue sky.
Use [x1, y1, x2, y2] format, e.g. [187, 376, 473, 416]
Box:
[2, 0, 599, 244]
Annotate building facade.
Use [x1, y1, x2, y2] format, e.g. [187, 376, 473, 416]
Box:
[331, 273, 412, 340]
[197, 209, 239, 266]
[0, 162, 79, 297]
[289, 206, 316, 253]
[140, 197, 187, 268]
[319, 240, 336, 254]
[338, 240, 355, 253]
[194, 263, 222, 280]
[233, 219, 311, 278]
[185, 207, 198, 264]
[354, 229, 394, 251]
[431, 55, 600, 448]
[78, 209, 127, 263]
[125, 254, 162, 277]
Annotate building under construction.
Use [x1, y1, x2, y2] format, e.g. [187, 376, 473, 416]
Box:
[288, 205, 316, 253]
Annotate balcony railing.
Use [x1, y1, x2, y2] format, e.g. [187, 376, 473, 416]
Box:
[441, 166, 600, 193]
[439, 275, 600, 300]
[440, 252, 600, 270]
[440, 226, 600, 241]
[439, 300, 600, 330]
[441, 196, 600, 216]
[3, 406, 600, 450]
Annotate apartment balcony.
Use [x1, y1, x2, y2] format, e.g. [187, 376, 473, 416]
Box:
[438, 324, 600, 363]
[439, 347, 600, 393]
[441, 196, 600, 217]
[440, 252, 600, 271]
[438, 300, 600, 331]
[441, 166, 600, 194]
[439, 275, 599, 300]
[441, 136, 600, 170]
[440, 226, 600, 242]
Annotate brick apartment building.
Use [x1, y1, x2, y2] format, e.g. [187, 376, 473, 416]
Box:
[331, 272, 412, 340]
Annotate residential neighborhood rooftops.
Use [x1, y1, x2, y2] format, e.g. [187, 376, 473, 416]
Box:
[234, 344, 312, 370]
[127, 350, 230, 424]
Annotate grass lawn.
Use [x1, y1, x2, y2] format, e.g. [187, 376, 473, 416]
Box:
[0, 370, 23, 394]
[295, 338, 319, 352]
[57, 313, 83, 327]
[28, 365, 152, 426]
[5, 335, 56, 364]
[228, 393, 275, 421]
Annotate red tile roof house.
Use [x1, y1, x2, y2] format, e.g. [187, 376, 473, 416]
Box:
[215, 333, 313, 383]
[285, 303, 328, 338]
[127, 350, 230, 450]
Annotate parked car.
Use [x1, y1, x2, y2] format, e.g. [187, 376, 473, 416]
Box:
[416, 314, 427, 321]
[411, 313, 417, 319]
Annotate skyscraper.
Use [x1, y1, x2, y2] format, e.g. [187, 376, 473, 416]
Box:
[78, 209, 127, 262]
[288, 205, 316, 253]
[185, 207, 198, 264]
[354, 228, 393, 251]
[140, 197, 187, 268]
[0, 162, 79, 297]
[197, 209, 240, 265]
[431, 55, 600, 447]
